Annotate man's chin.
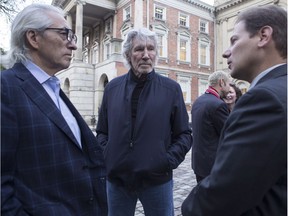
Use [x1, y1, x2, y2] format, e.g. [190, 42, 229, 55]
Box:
[139, 68, 153, 74]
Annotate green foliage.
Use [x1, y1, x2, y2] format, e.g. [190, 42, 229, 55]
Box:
[0, 64, 6, 71]
[0, 47, 6, 55]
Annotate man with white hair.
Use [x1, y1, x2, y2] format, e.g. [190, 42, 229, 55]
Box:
[191, 70, 230, 183]
[96, 27, 192, 216]
[1, 4, 107, 215]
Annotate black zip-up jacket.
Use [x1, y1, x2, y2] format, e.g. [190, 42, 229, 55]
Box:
[96, 69, 192, 190]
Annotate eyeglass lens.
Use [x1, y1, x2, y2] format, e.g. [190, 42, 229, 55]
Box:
[68, 29, 77, 43]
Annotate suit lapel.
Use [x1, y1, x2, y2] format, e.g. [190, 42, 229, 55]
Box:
[15, 64, 81, 148]
[60, 90, 94, 151]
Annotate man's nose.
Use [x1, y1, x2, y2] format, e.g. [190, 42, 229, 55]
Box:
[142, 49, 149, 59]
[222, 49, 230, 58]
[68, 40, 77, 50]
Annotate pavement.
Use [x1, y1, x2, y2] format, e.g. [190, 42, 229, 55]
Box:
[135, 150, 197, 215]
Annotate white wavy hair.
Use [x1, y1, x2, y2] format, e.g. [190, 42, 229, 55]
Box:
[8, 4, 65, 64]
[122, 27, 159, 69]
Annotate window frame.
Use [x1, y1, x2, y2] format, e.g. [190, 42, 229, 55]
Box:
[179, 13, 189, 28]
[198, 37, 210, 66]
[123, 5, 131, 21]
[178, 76, 191, 104]
[199, 19, 209, 34]
[177, 31, 191, 63]
[154, 5, 166, 21]
[198, 79, 209, 96]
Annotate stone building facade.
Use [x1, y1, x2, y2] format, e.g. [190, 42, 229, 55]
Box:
[52, 0, 215, 127]
[214, 0, 287, 93]
[51, 0, 286, 128]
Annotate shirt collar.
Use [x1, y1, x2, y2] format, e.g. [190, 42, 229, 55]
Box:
[129, 69, 155, 82]
[249, 64, 286, 90]
[205, 86, 220, 98]
[22, 60, 51, 84]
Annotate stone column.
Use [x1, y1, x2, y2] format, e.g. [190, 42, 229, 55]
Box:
[66, 12, 72, 29]
[75, 0, 85, 61]
[134, 0, 143, 28]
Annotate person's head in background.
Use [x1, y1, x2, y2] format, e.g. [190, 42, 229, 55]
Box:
[208, 71, 231, 99]
[224, 83, 243, 112]
[222, 5, 287, 83]
[9, 4, 77, 76]
[122, 28, 158, 78]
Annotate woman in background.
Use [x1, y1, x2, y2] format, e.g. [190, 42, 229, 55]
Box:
[224, 83, 242, 112]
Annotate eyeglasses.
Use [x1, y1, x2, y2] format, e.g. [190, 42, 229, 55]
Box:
[44, 27, 77, 43]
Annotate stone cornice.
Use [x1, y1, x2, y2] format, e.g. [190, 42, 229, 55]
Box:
[183, 0, 215, 12]
[215, 0, 248, 12]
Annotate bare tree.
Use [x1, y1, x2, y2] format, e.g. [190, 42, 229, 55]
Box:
[0, 0, 26, 21]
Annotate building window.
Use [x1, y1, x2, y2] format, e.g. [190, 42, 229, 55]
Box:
[199, 20, 208, 34]
[105, 19, 112, 33]
[198, 79, 209, 96]
[154, 5, 166, 20]
[198, 37, 210, 66]
[200, 44, 206, 64]
[121, 23, 133, 53]
[83, 34, 89, 47]
[152, 23, 168, 58]
[92, 42, 99, 64]
[177, 31, 191, 63]
[104, 42, 110, 60]
[180, 39, 187, 61]
[157, 34, 164, 57]
[179, 13, 189, 27]
[178, 76, 191, 103]
[123, 5, 131, 21]
[156, 33, 167, 58]
[238, 81, 249, 94]
[83, 48, 88, 63]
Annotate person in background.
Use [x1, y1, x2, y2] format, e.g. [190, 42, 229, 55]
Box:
[223, 82, 242, 112]
[191, 71, 230, 183]
[96, 27, 192, 216]
[182, 5, 287, 216]
[1, 4, 107, 215]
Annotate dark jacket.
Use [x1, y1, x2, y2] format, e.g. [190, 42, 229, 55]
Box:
[1, 63, 107, 216]
[182, 64, 287, 216]
[96, 69, 192, 190]
[191, 92, 229, 178]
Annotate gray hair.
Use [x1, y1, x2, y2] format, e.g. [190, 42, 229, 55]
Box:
[208, 71, 230, 87]
[8, 4, 65, 64]
[122, 27, 158, 69]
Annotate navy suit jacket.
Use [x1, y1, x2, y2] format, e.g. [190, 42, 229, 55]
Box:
[1, 63, 107, 215]
[191, 91, 229, 178]
[182, 64, 287, 216]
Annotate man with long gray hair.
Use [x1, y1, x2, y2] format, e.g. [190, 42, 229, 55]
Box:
[96, 27, 192, 216]
[1, 4, 107, 215]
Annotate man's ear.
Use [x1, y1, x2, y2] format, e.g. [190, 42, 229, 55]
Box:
[219, 79, 222, 87]
[26, 30, 40, 49]
[258, 26, 273, 48]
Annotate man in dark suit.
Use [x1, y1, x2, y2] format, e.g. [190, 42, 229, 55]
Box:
[182, 5, 287, 216]
[1, 4, 107, 215]
[191, 71, 230, 183]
